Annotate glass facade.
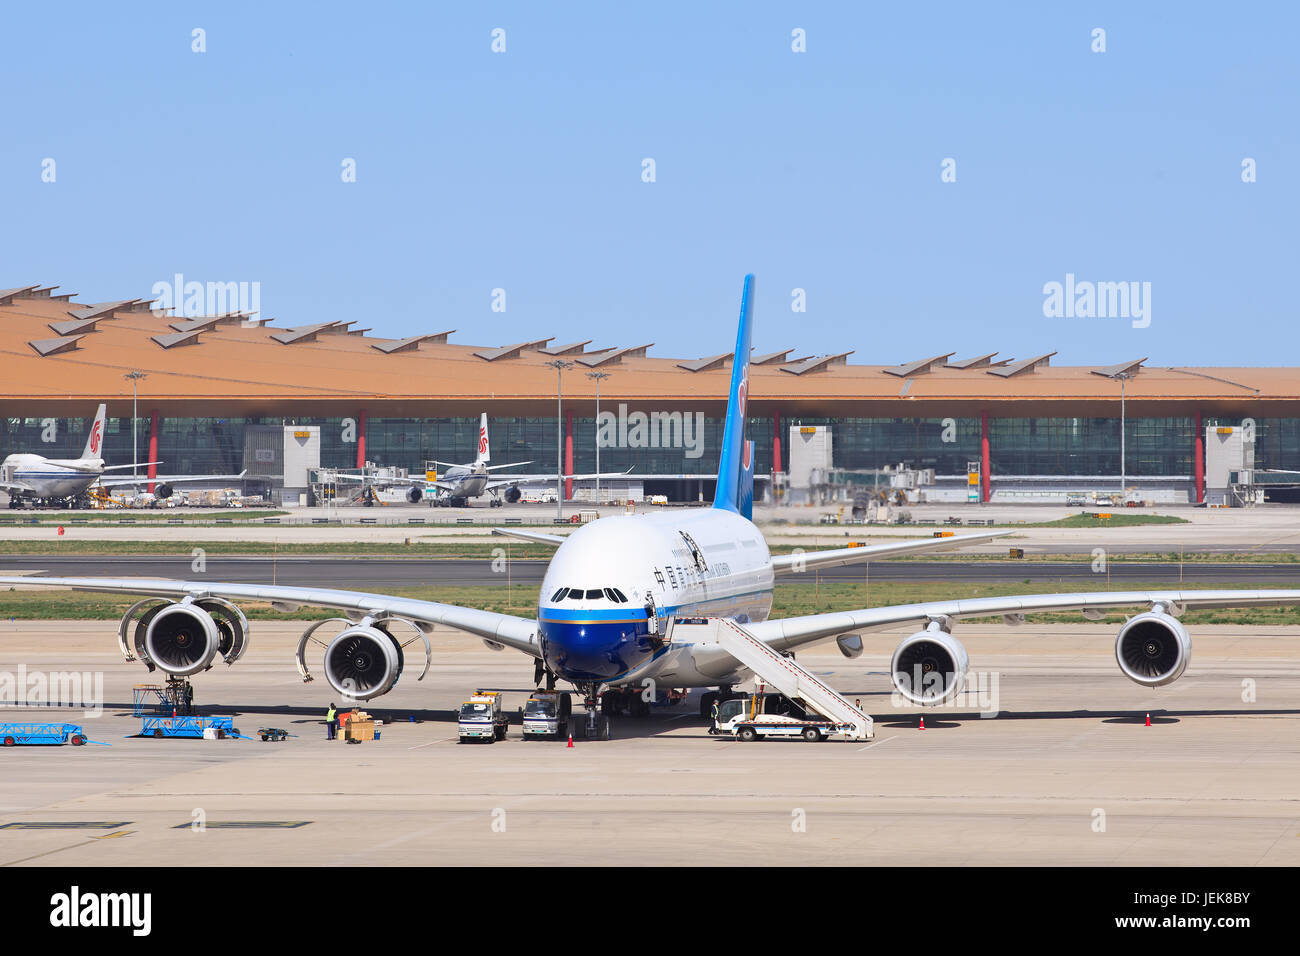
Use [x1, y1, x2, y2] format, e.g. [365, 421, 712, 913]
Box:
[990, 417, 1195, 476]
[3, 411, 1291, 488]
[1251, 418, 1300, 472]
[788, 417, 982, 474]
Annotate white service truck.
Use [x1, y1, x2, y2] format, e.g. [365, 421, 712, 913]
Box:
[716, 694, 861, 742]
[458, 691, 509, 743]
[520, 690, 571, 740]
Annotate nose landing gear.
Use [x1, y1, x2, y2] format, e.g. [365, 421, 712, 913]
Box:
[574, 684, 611, 740]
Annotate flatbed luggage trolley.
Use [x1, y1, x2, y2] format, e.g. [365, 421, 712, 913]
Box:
[0, 722, 97, 746]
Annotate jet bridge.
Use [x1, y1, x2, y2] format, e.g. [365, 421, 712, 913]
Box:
[713, 618, 873, 739]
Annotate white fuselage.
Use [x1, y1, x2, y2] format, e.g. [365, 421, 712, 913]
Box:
[439, 464, 490, 500]
[535, 508, 774, 688]
[0, 453, 105, 500]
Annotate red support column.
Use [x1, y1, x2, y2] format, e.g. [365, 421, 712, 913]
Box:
[564, 409, 574, 500]
[772, 410, 782, 474]
[147, 409, 159, 494]
[356, 408, 367, 468]
[1193, 410, 1204, 504]
[980, 410, 991, 503]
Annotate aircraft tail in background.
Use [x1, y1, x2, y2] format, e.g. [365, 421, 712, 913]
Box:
[81, 404, 107, 460]
[475, 412, 491, 465]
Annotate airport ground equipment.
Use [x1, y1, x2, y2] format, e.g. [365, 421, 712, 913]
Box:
[712, 618, 873, 740]
[0, 722, 104, 746]
[521, 689, 571, 740]
[138, 714, 239, 739]
[716, 695, 861, 742]
[458, 690, 508, 742]
[132, 679, 195, 716]
[257, 727, 293, 741]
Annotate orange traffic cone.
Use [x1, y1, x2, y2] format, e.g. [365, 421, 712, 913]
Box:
[919, 716, 925, 730]
[566, 733, 574, 748]
[1145, 713, 1151, 727]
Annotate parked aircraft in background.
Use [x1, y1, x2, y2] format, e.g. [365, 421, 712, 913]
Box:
[0, 404, 245, 508]
[332, 413, 622, 507]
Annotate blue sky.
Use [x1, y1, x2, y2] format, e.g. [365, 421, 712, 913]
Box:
[3, 2, 1296, 366]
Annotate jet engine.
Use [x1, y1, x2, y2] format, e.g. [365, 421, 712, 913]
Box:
[154, 482, 174, 499]
[121, 597, 250, 676]
[1115, 611, 1191, 687]
[890, 627, 969, 705]
[142, 603, 220, 676]
[323, 624, 405, 700]
[407, 487, 423, 503]
[504, 485, 521, 503]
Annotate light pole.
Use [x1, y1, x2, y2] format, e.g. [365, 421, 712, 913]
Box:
[123, 371, 147, 487]
[586, 370, 610, 507]
[545, 359, 573, 521]
[1118, 372, 1128, 497]
[1094, 363, 1143, 501]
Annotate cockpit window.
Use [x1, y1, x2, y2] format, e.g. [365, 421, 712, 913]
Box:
[569, 589, 585, 600]
[551, 588, 569, 601]
[611, 588, 628, 602]
[603, 588, 619, 603]
[585, 589, 603, 600]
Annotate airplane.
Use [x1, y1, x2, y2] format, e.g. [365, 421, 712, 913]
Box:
[4, 275, 1300, 739]
[0, 404, 247, 509]
[329, 413, 621, 507]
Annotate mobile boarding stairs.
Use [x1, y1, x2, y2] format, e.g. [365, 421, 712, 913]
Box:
[671, 617, 874, 740]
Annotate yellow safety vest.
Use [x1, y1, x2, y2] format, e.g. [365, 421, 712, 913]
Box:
[326, 708, 337, 722]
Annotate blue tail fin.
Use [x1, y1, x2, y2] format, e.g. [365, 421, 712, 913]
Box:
[738, 439, 754, 520]
[712, 274, 754, 516]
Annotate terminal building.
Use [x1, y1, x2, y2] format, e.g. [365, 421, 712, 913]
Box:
[3, 282, 1299, 506]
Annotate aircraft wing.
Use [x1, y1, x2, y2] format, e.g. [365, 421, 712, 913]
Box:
[98, 470, 248, 488]
[484, 470, 632, 493]
[328, 473, 428, 486]
[101, 461, 164, 472]
[748, 588, 1300, 654]
[0, 576, 540, 657]
[0, 481, 29, 492]
[491, 528, 568, 546]
[771, 530, 1011, 574]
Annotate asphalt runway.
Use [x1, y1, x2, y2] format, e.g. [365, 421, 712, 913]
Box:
[4, 555, 1300, 587]
[1, 621, 1297, 866]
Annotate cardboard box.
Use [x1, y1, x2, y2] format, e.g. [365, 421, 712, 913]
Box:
[344, 719, 375, 742]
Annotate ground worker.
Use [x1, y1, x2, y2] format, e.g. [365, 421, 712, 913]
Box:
[709, 698, 720, 735]
[325, 702, 338, 740]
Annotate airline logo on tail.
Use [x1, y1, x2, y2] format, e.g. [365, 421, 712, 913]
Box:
[82, 404, 107, 460]
[712, 274, 755, 515]
[476, 413, 490, 464]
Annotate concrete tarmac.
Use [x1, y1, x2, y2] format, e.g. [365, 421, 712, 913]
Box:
[5, 555, 1300, 587]
[7, 501, 1300, 555]
[1, 620, 1297, 866]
